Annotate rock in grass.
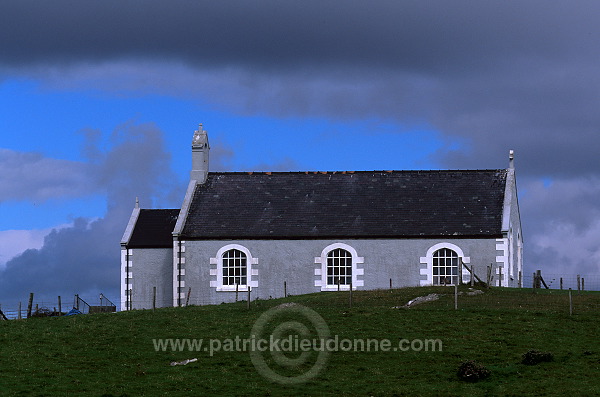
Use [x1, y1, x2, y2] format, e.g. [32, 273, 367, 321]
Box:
[457, 360, 491, 382]
[522, 350, 554, 365]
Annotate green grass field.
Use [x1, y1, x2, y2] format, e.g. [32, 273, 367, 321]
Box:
[2, 286, 600, 396]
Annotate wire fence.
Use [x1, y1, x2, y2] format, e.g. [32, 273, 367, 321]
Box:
[2, 272, 599, 320]
[0, 293, 117, 320]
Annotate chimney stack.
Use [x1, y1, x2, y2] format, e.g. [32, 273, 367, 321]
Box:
[191, 123, 210, 183]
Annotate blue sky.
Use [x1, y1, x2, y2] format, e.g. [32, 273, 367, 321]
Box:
[2, 1, 600, 304]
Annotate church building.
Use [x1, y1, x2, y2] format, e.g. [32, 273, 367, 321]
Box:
[120, 125, 523, 310]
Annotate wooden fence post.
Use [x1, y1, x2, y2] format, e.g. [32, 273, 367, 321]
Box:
[284, 281, 287, 298]
[27, 293, 34, 318]
[560, 277, 563, 290]
[349, 282, 353, 308]
[582, 277, 585, 291]
[185, 287, 191, 306]
[247, 287, 251, 310]
[454, 285, 458, 310]
[471, 266, 475, 287]
[569, 288, 573, 316]
[153, 287, 156, 311]
[577, 275, 581, 293]
[518, 270, 522, 288]
[389, 278, 392, 290]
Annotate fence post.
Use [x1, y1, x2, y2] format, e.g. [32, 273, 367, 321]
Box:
[518, 270, 522, 288]
[75, 294, 79, 310]
[349, 282, 353, 308]
[486, 266, 492, 289]
[58, 296, 62, 314]
[235, 283, 239, 302]
[27, 293, 34, 318]
[454, 285, 458, 310]
[247, 287, 251, 310]
[18, 302, 22, 320]
[284, 281, 287, 298]
[577, 275, 581, 293]
[532, 272, 536, 290]
[582, 278, 585, 291]
[389, 278, 392, 290]
[471, 266, 475, 287]
[185, 287, 191, 306]
[129, 289, 132, 310]
[153, 287, 156, 311]
[337, 278, 340, 292]
[560, 277, 563, 290]
[569, 288, 573, 316]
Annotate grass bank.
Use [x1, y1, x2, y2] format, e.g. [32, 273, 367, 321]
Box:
[1, 286, 600, 396]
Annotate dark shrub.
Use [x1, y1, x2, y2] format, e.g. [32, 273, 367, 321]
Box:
[457, 360, 491, 382]
[522, 350, 554, 365]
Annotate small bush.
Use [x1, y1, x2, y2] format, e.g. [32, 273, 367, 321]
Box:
[522, 350, 554, 365]
[457, 360, 491, 382]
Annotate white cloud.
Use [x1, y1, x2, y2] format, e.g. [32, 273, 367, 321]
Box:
[0, 148, 96, 202]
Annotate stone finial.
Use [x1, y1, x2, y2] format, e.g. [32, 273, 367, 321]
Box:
[135, 197, 139, 209]
[192, 123, 208, 147]
[509, 149, 515, 169]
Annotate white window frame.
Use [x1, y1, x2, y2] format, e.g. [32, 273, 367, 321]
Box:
[315, 243, 364, 291]
[210, 244, 258, 292]
[420, 242, 470, 286]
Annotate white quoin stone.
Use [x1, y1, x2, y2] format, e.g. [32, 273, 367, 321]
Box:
[191, 123, 210, 183]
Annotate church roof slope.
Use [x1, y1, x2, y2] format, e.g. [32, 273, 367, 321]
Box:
[180, 170, 507, 239]
[129, 209, 180, 248]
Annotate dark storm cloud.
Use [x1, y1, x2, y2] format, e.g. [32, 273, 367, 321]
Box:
[5, 0, 596, 177]
[1, 1, 597, 72]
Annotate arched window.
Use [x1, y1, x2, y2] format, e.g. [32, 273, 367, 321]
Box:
[210, 244, 258, 291]
[314, 243, 364, 291]
[327, 248, 352, 286]
[222, 249, 247, 287]
[420, 243, 469, 286]
[432, 248, 459, 285]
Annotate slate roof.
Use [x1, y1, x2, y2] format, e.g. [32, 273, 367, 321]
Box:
[179, 170, 507, 239]
[129, 209, 179, 248]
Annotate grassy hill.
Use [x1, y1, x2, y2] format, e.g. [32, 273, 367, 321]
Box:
[2, 286, 600, 396]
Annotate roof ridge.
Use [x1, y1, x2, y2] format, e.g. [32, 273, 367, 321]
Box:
[207, 169, 506, 175]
